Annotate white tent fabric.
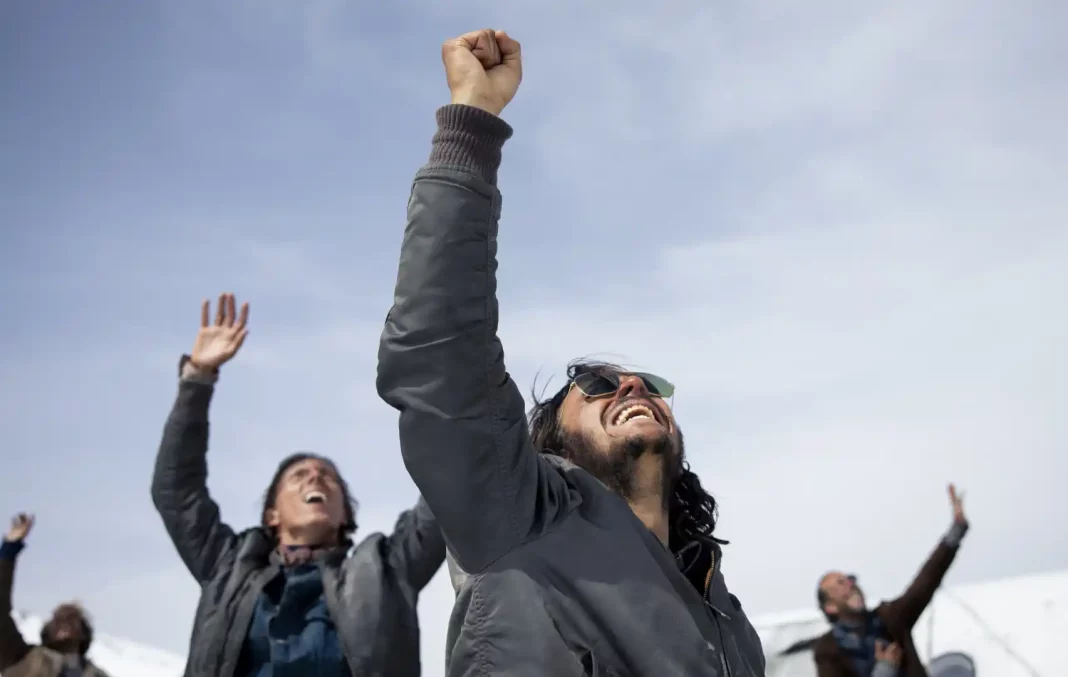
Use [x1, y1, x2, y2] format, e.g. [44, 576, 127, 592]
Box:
[3, 568, 1063, 676]
[754, 569, 1065, 677]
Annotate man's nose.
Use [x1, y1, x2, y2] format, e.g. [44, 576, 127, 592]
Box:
[616, 374, 650, 399]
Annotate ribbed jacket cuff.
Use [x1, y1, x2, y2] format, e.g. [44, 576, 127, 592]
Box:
[428, 105, 513, 185]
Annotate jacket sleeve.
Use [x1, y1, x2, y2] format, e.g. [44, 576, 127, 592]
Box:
[812, 637, 849, 677]
[376, 105, 573, 574]
[150, 365, 237, 585]
[446, 549, 468, 593]
[814, 655, 849, 677]
[0, 541, 33, 671]
[386, 496, 447, 591]
[885, 521, 968, 628]
[735, 606, 766, 675]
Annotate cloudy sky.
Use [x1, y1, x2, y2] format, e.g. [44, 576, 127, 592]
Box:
[1, 0, 1065, 673]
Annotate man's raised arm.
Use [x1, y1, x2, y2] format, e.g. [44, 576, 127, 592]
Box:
[886, 483, 970, 627]
[377, 30, 569, 574]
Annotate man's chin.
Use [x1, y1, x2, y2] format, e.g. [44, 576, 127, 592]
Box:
[622, 429, 674, 458]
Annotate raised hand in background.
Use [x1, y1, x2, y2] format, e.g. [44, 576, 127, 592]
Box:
[189, 292, 249, 371]
[4, 514, 33, 543]
[948, 483, 967, 526]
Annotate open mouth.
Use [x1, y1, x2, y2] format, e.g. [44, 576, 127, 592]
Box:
[612, 402, 659, 426]
[303, 490, 327, 505]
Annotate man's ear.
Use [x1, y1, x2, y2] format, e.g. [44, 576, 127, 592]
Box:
[822, 601, 838, 616]
[265, 508, 280, 528]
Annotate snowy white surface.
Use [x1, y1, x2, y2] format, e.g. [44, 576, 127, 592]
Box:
[3, 568, 1062, 676]
[756, 568, 1065, 677]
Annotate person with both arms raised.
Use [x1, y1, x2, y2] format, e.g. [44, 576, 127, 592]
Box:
[152, 293, 446, 677]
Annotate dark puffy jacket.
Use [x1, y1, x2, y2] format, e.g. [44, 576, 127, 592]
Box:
[151, 375, 446, 677]
[377, 104, 766, 677]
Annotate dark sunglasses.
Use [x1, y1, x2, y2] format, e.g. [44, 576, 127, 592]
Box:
[570, 371, 675, 400]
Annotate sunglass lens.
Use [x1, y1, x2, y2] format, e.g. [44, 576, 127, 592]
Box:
[573, 372, 617, 397]
[636, 372, 675, 398]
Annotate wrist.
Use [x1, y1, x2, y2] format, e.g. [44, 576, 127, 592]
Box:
[179, 354, 220, 384]
[449, 91, 504, 117]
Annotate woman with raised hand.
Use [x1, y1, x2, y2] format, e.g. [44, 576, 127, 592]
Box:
[152, 293, 445, 677]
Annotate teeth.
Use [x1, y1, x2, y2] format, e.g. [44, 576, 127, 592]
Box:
[304, 491, 326, 504]
[614, 405, 654, 425]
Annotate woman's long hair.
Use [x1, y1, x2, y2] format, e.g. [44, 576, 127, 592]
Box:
[529, 360, 726, 552]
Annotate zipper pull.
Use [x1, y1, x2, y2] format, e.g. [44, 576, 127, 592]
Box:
[708, 603, 732, 621]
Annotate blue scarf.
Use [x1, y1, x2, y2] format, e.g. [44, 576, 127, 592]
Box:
[831, 612, 890, 677]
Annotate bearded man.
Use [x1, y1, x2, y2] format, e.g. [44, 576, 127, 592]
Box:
[377, 29, 766, 677]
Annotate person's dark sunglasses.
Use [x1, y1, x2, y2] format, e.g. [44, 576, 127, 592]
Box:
[570, 371, 675, 400]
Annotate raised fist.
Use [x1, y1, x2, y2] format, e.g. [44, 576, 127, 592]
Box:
[6, 513, 34, 542]
[874, 640, 902, 666]
[190, 293, 249, 370]
[442, 29, 522, 117]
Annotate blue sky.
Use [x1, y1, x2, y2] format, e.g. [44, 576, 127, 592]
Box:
[1, 0, 1065, 673]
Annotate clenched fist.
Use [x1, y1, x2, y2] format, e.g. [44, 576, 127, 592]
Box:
[442, 29, 522, 117]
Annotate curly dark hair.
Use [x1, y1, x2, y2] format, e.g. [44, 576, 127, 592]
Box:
[261, 452, 360, 546]
[529, 360, 726, 552]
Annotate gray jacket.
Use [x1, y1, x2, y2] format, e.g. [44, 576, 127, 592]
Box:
[377, 104, 766, 677]
[151, 371, 446, 677]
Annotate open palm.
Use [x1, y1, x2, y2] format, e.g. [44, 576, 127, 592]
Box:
[948, 483, 967, 525]
[191, 293, 249, 370]
[6, 513, 34, 542]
